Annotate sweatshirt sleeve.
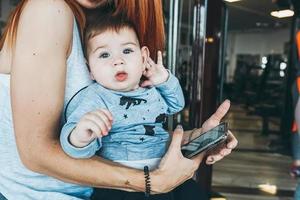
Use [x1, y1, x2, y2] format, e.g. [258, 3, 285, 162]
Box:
[60, 85, 106, 159]
[155, 71, 185, 115]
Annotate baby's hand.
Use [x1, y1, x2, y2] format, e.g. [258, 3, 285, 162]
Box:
[141, 51, 169, 87]
[69, 109, 113, 148]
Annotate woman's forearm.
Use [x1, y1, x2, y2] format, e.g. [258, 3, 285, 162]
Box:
[31, 137, 146, 191]
[32, 130, 202, 193]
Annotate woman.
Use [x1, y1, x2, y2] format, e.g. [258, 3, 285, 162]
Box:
[0, 0, 237, 199]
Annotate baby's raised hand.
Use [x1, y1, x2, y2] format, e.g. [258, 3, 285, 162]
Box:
[141, 51, 169, 87]
[69, 109, 113, 148]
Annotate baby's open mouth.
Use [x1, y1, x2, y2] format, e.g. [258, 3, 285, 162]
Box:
[115, 72, 128, 81]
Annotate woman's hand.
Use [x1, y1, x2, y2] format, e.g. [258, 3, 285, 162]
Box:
[184, 100, 238, 165]
[151, 100, 237, 193]
[151, 125, 205, 193]
[205, 130, 237, 165]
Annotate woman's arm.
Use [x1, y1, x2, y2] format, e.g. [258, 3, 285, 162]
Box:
[10, 0, 146, 191]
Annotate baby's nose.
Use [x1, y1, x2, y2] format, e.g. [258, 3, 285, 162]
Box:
[113, 58, 124, 66]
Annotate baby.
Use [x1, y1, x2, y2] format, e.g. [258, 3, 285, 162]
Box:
[60, 12, 185, 170]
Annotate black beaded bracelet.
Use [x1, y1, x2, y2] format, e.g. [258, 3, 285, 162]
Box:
[144, 166, 151, 197]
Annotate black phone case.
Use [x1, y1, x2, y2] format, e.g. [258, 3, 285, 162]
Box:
[181, 122, 228, 158]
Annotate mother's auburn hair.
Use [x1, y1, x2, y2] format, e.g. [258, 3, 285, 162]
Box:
[0, 0, 165, 60]
[114, 0, 165, 59]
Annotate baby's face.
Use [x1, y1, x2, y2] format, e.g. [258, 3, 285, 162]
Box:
[87, 27, 149, 92]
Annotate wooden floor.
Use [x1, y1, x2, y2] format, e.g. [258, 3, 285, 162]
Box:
[211, 104, 297, 200]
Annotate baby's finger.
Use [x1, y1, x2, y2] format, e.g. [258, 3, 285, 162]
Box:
[92, 110, 111, 127]
[157, 51, 163, 65]
[94, 111, 112, 132]
[81, 119, 101, 139]
[143, 69, 153, 78]
[94, 118, 110, 136]
[144, 61, 150, 71]
[141, 80, 153, 87]
[85, 114, 110, 136]
[147, 57, 156, 68]
[98, 109, 113, 122]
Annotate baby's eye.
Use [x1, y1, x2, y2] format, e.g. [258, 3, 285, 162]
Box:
[123, 48, 134, 54]
[99, 52, 110, 58]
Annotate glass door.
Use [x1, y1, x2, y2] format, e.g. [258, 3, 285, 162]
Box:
[163, 0, 227, 195]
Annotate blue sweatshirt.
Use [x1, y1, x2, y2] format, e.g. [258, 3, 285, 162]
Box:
[60, 73, 184, 169]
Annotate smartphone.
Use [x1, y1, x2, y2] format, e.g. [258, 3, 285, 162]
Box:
[181, 122, 228, 158]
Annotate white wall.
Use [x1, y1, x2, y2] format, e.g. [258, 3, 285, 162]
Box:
[226, 29, 290, 82]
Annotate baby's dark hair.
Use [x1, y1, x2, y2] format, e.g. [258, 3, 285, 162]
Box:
[84, 9, 139, 56]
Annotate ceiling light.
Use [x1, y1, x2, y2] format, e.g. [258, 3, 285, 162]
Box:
[271, 9, 294, 18]
[280, 62, 287, 70]
[206, 37, 214, 43]
[262, 56, 268, 64]
[224, 0, 242, 2]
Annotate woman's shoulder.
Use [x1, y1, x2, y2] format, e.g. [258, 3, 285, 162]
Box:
[26, 0, 73, 11]
[16, 0, 75, 54]
[22, 0, 74, 24]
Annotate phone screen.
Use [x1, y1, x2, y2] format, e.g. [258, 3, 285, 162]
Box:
[181, 122, 228, 158]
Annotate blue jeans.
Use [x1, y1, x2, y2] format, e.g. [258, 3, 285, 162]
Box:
[92, 179, 208, 200]
[0, 193, 7, 200]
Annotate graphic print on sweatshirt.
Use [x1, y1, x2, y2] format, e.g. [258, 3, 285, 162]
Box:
[143, 113, 167, 136]
[155, 113, 167, 124]
[119, 96, 147, 109]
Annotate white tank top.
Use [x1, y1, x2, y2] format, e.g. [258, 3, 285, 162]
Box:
[0, 19, 93, 200]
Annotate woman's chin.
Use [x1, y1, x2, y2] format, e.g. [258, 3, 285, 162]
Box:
[76, 0, 108, 9]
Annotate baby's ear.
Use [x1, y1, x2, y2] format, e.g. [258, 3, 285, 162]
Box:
[141, 46, 150, 64]
[141, 46, 150, 72]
